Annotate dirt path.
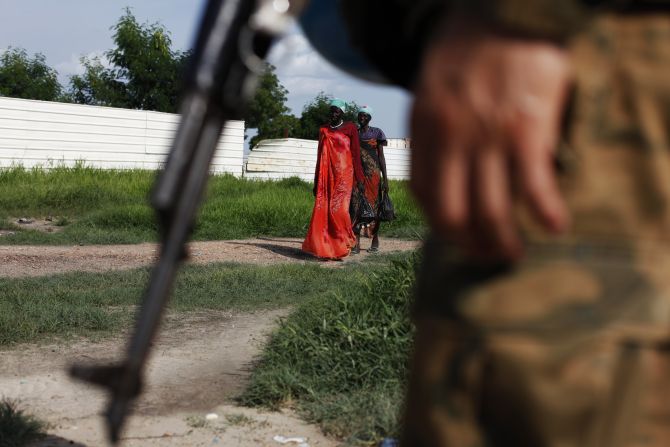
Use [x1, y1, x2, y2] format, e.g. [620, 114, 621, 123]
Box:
[0, 237, 421, 278]
[3, 309, 336, 447]
[0, 238, 421, 446]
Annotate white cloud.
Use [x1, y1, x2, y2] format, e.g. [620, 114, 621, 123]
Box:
[54, 50, 110, 85]
[268, 26, 360, 99]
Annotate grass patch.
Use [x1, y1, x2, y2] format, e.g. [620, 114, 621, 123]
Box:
[224, 413, 255, 426]
[185, 415, 208, 428]
[240, 253, 418, 445]
[0, 399, 46, 447]
[0, 258, 398, 347]
[0, 165, 425, 244]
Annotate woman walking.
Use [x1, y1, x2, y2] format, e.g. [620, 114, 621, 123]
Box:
[351, 106, 389, 253]
[302, 98, 365, 259]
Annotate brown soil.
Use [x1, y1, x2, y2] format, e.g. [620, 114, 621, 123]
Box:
[0, 238, 421, 446]
[0, 237, 421, 278]
[3, 217, 66, 236]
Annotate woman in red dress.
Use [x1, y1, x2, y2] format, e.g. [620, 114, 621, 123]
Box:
[302, 99, 365, 259]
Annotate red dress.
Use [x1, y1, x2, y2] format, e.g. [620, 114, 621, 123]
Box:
[302, 122, 364, 259]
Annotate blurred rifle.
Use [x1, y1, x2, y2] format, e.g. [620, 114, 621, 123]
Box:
[69, 0, 305, 443]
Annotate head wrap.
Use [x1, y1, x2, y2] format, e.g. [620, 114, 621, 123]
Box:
[329, 98, 347, 113]
[357, 106, 373, 118]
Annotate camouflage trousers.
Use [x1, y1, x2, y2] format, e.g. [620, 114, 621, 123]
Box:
[403, 14, 670, 447]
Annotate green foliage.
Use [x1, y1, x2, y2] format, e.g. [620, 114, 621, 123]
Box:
[68, 8, 190, 112]
[246, 66, 289, 124]
[293, 92, 359, 140]
[246, 64, 297, 147]
[0, 399, 46, 447]
[0, 47, 62, 101]
[67, 56, 126, 107]
[0, 258, 392, 346]
[240, 253, 418, 444]
[251, 91, 363, 144]
[249, 113, 301, 149]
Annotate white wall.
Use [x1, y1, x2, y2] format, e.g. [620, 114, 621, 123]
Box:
[386, 138, 411, 149]
[244, 138, 410, 181]
[0, 97, 245, 175]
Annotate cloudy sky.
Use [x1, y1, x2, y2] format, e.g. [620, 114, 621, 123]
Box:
[0, 0, 411, 137]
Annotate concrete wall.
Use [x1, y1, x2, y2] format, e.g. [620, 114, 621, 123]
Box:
[244, 138, 410, 181]
[0, 97, 245, 175]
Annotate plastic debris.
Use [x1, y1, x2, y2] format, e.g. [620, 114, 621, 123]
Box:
[379, 438, 399, 447]
[205, 413, 219, 420]
[273, 435, 309, 446]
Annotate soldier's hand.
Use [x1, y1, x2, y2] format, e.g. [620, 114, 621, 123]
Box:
[410, 31, 571, 261]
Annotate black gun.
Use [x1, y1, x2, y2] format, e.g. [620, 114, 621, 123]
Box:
[69, 0, 305, 443]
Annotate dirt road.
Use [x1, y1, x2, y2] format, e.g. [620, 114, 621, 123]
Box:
[0, 237, 421, 278]
[3, 309, 338, 447]
[0, 238, 421, 446]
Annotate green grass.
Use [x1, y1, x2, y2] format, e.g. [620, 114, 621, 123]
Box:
[0, 399, 46, 447]
[0, 257, 400, 347]
[0, 165, 425, 244]
[240, 253, 418, 445]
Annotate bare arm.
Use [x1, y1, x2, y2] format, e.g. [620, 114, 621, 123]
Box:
[378, 142, 389, 192]
[349, 124, 365, 185]
[313, 130, 324, 196]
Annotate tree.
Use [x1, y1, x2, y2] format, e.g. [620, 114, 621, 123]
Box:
[68, 56, 125, 106]
[245, 64, 298, 148]
[294, 92, 358, 140]
[0, 47, 62, 101]
[68, 9, 190, 112]
[246, 64, 288, 129]
[249, 113, 301, 148]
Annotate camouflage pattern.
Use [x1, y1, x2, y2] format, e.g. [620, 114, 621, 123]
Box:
[403, 14, 670, 447]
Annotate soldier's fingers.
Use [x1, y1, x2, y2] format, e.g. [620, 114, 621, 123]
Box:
[518, 149, 568, 234]
[473, 145, 522, 260]
[512, 110, 569, 234]
[411, 94, 472, 240]
[434, 143, 469, 236]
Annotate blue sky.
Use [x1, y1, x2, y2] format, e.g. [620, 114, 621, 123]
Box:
[0, 0, 410, 137]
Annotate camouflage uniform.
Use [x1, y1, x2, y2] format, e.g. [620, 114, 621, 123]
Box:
[403, 11, 670, 447]
[342, 2, 670, 446]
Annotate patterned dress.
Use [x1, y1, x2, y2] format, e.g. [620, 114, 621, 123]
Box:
[302, 122, 364, 259]
[351, 126, 387, 236]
